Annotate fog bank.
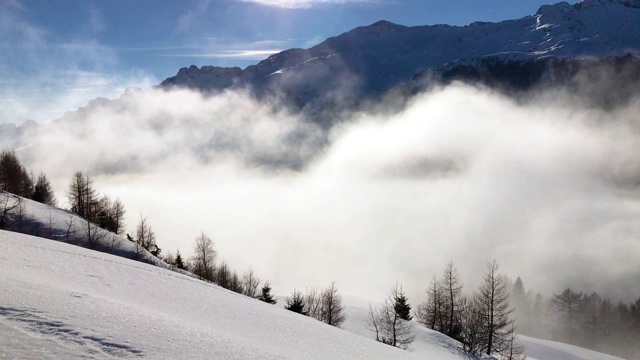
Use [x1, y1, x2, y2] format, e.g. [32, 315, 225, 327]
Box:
[10, 83, 640, 302]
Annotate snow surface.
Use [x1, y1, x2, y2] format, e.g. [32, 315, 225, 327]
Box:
[519, 335, 625, 360]
[0, 194, 627, 359]
[1, 231, 425, 359]
[0, 191, 163, 267]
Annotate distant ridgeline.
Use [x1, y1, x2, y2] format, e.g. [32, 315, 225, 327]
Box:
[160, 0, 640, 115]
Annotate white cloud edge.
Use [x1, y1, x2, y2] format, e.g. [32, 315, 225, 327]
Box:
[163, 49, 283, 59]
[238, 0, 380, 9]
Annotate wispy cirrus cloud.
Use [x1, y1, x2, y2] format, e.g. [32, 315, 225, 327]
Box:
[162, 39, 291, 60]
[176, 0, 212, 33]
[239, 0, 380, 9]
[166, 50, 282, 60]
[0, 1, 155, 123]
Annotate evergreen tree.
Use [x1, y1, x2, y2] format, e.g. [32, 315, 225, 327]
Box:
[31, 172, 57, 206]
[174, 250, 186, 270]
[258, 282, 277, 304]
[510, 276, 532, 335]
[0, 150, 33, 197]
[215, 261, 232, 289]
[285, 290, 306, 315]
[551, 288, 583, 343]
[229, 271, 243, 293]
[394, 285, 412, 321]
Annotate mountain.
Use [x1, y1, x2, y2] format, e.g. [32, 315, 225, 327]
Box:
[161, 0, 640, 108]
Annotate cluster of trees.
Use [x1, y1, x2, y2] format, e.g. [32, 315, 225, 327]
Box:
[411, 260, 640, 359]
[171, 232, 277, 304]
[283, 282, 347, 328]
[0, 149, 157, 261]
[415, 261, 525, 359]
[510, 281, 640, 359]
[65, 171, 161, 260]
[0, 150, 57, 207]
[67, 171, 126, 235]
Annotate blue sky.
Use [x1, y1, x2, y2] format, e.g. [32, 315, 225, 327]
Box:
[0, 0, 578, 123]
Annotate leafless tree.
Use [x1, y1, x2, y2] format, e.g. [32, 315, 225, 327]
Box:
[241, 268, 261, 298]
[111, 198, 126, 235]
[367, 285, 415, 350]
[0, 193, 20, 229]
[67, 171, 98, 220]
[476, 260, 515, 356]
[459, 296, 484, 353]
[44, 212, 54, 239]
[440, 261, 464, 339]
[191, 232, 217, 281]
[14, 196, 26, 232]
[164, 250, 176, 266]
[305, 288, 323, 320]
[81, 218, 108, 250]
[500, 323, 526, 360]
[105, 233, 123, 254]
[64, 216, 76, 243]
[321, 281, 346, 327]
[416, 276, 445, 331]
[135, 215, 157, 251]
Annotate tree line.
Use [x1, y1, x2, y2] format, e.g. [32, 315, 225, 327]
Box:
[282, 282, 346, 327]
[0, 150, 57, 207]
[362, 261, 525, 358]
[510, 278, 640, 359]
[410, 260, 640, 359]
[166, 231, 351, 327]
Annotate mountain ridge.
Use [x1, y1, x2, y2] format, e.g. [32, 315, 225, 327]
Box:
[160, 0, 640, 108]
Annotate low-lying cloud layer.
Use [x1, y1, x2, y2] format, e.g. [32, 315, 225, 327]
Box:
[11, 83, 640, 302]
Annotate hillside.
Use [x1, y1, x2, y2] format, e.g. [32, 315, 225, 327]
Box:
[1, 230, 626, 359]
[0, 230, 447, 359]
[0, 191, 161, 266]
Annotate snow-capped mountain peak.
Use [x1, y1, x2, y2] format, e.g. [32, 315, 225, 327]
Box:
[160, 0, 640, 109]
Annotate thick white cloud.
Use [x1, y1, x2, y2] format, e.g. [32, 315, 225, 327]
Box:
[11, 83, 640, 303]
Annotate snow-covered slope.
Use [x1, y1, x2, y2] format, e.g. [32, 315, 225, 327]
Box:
[2, 231, 623, 360]
[161, 0, 640, 104]
[1, 229, 625, 359]
[0, 191, 161, 266]
[337, 300, 625, 360]
[519, 335, 625, 360]
[0, 231, 435, 359]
